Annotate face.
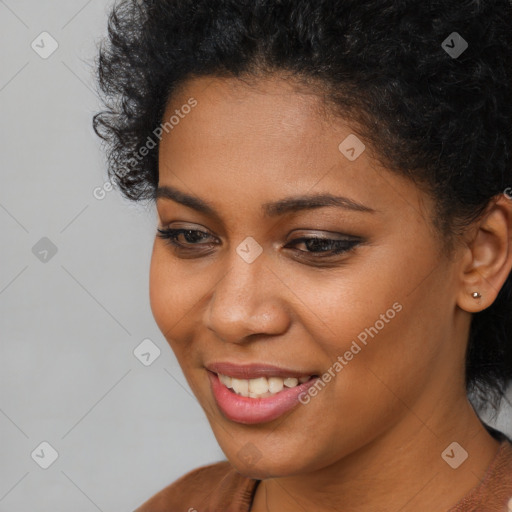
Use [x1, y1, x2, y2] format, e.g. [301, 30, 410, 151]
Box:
[150, 75, 467, 478]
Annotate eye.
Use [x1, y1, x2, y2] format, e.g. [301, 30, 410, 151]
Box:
[156, 227, 218, 250]
[284, 235, 361, 257]
[156, 227, 362, 260]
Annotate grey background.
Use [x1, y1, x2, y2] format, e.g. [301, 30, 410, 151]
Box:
[0, 1, 510, 511]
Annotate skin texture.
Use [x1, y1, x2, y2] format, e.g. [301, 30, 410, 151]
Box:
[149, 75, 512, 512]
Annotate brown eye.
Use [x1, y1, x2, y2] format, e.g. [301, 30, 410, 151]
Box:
[285, 236, 361, 256]
[156, 228, 217, 248]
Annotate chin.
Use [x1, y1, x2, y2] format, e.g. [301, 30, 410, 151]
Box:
[223, 444, 311, 479]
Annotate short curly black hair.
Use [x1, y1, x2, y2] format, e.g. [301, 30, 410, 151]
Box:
[93, 0, 512, 416]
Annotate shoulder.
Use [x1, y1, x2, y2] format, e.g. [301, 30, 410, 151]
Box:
[449, 438, 512, 512]
[134, 460, 259, 512]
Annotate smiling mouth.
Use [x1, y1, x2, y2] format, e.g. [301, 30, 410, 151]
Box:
[216, 373, 317, 399]
[207, 369, 321, 424]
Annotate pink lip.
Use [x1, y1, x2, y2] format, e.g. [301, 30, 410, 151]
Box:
[205, 361, 316, 380]
[207, 370, 319, 425]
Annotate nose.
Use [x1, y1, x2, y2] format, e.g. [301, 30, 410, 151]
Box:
[204, 248, 291, 344]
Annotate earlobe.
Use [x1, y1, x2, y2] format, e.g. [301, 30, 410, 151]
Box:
[456, 194, 512, 313]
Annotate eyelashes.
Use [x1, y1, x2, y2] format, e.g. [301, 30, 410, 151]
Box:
[156, 227, 362, 259]
[157, 228, 213, 247]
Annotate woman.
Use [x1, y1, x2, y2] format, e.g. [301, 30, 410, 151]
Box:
[93, 0, 512, 510]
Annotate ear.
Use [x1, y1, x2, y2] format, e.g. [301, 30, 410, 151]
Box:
[457, 193, 512, 313]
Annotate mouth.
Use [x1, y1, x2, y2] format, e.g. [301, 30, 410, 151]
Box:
[206, 362, 320, 424]
[216, 372, 316, 398]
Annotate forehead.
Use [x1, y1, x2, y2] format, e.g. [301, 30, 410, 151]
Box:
[162, 75, 334, 155]
[157, 75, 434, 227]
[160, 77, 364, 187]
[166, 74, 330, 117]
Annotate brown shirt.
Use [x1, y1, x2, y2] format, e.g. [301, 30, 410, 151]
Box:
[134, 434, 512, 512]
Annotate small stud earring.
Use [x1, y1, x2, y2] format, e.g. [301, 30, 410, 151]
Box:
[472, 292, 482, 299]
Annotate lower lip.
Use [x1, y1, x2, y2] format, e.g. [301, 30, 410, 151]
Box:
[207, 371, 319, 425]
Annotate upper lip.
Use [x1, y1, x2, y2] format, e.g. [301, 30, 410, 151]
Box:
[206, 362, 317, 380]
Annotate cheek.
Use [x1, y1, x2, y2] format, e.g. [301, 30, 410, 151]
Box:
[307, 253, 447, 400]
[148, 247, 200, 386]
[322, 282, 449, 423]
[148, 244, 191, 343]
[148, 245, 169, 332]
[148, 243, 215, 348]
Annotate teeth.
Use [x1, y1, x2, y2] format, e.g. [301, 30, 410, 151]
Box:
[218, 374, 232, 388]
[249, 391, 272, 398]
[268, 377, 284, 394]
[231, 378, 248, 396]
[218, 373, 312, 398]
[248, 377, 268, 394]
[283, 377, 299, 388]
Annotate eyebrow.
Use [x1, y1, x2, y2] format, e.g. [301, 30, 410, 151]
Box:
[155, 184, 376, 219]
